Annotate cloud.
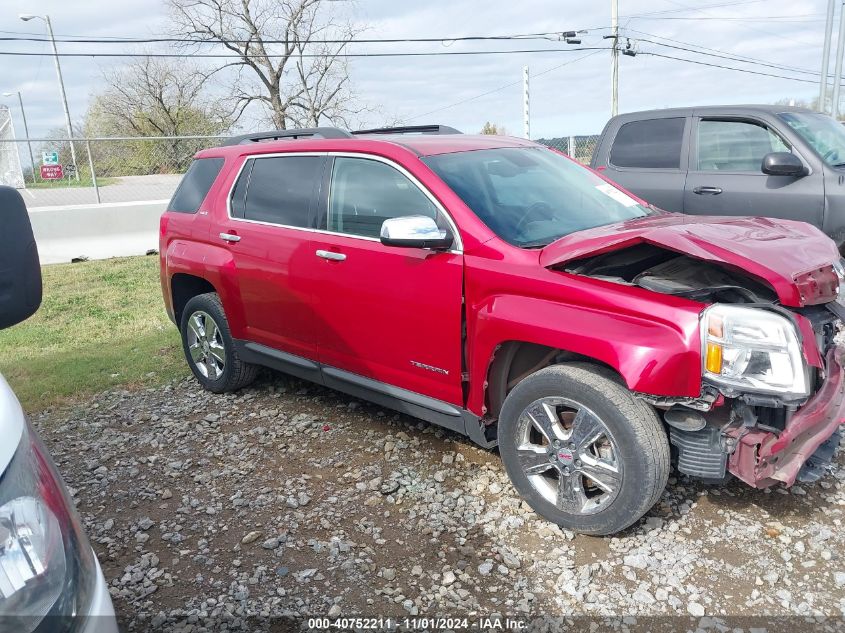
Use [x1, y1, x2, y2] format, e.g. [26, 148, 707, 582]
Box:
[0, 0, 829, 139]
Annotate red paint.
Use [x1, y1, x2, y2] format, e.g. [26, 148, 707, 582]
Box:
[159, 133, 839, 437]
[727, 348, 845, 488]
[540, 213, 841, 308]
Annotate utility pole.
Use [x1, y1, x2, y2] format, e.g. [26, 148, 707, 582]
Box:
[3, 91, 35, 182]
[523, 65, 530, 140]
[611, 0, 619, 116]
[19, 13, 79, 180]
[820, 0, 836, 113]
[833, 1, 845, 120]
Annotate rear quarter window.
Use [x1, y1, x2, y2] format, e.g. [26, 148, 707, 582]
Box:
[167, 157, 225, 213]
[609, 117, 686, 169]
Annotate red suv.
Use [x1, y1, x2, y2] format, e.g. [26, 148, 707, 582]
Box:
[160, 125, 845, 535]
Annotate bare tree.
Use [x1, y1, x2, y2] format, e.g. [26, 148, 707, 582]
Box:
[84, 57, 232, 175]
[167, 0, 363, 129]
[88, 56, 231, 137]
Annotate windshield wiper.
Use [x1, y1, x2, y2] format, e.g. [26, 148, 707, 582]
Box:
[518, 239, 553, 249]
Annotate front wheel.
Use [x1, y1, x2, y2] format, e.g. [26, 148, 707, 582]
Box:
[498, 363, 669, 535]
[180, 292, 258, 393]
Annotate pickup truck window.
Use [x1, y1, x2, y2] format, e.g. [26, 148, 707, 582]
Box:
[609, 117, 685, 169]
[779, 111, 845, 167]
[424, 147, 649, 248]
[697, 120, 789, 171]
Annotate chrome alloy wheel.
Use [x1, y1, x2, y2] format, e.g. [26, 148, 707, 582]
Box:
[186, 310, 226, 380]
[515, 396, 622, 515]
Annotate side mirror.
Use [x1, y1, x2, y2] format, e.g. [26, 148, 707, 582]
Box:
[0, 187, 42, 329]
[762, 152, 806, 177]
[380, 215, 454, 250]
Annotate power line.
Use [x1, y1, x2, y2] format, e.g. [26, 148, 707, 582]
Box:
[0, 47, 611, 59]
[407, 49, 604, 122]
[0, 32, 575, 45]
[632, 37, 820, 78]
[620, 27, 819, 77]
[619, 0, 766, 19]
[639, 51, 818, 84]
[656, 0, 820, 47]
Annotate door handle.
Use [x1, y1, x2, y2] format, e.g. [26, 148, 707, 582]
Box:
[693, 186, 723, 195]
[316, 249, 346, 262]
[219, 232, 241, 242]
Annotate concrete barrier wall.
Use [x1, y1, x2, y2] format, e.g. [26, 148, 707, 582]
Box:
[29, 200, 167, 265]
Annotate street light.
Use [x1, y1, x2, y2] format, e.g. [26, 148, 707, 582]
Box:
[3, 91, 36, 183]
[18, 13, 79, 180]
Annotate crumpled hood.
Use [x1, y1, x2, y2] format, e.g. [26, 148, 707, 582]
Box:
[540, 213, 840, 307]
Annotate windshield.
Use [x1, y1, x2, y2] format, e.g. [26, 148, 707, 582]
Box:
[779, 111, 845, 166]
[424, 147, 650, 248]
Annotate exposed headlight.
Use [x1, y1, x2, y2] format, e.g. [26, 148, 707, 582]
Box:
[0, 423, 97, 632]
[701, 304, 809, 399]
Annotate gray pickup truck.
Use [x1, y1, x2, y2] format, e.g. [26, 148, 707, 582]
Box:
[590, 105, 845, 250]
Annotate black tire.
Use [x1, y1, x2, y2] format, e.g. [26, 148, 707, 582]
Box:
[498, 363, 670, 536]
[180, 292, 258, 393]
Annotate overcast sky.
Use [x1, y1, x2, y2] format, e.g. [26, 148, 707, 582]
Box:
[0, 0, 830, 139]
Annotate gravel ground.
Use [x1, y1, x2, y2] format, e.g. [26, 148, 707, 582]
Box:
[33, 372, 845, 631]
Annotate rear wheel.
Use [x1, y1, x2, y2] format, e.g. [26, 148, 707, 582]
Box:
[498, 363, 669, 535]
[180, 292, 257, 393]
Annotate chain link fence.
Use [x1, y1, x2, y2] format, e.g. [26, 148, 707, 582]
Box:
[1, 136, 224, 207]
[535, 134, 600, 165]
[0, 133, 601, 208]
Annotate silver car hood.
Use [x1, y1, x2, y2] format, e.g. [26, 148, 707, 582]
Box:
[0, 373, 25, 474]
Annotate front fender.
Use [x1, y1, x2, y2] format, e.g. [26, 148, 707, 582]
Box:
[466, 294, 703, 416]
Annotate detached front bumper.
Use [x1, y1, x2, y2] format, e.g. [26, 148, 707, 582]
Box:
[727, 347, 845, 488]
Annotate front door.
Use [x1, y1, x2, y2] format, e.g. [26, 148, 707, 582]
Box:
[310, 155, 464, 406]
[683, 117, 823, 227]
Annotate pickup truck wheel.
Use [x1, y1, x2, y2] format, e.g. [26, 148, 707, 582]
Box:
[498, 363, 669, 536]
[180, 293, 258, 393]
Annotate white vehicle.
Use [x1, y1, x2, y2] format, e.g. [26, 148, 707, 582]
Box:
[0, 187, 117, 633]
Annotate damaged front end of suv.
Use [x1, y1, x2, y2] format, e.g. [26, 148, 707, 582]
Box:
[549, 214, 845, 488]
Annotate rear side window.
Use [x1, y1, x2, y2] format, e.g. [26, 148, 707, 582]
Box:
[168, 158, 224, 213]
[609, 118, 686, 169]
[236, 156, 322, 227]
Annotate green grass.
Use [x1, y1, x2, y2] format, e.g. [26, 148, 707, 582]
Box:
[26, 176, 117, 190]
[0, 256, 187, 411]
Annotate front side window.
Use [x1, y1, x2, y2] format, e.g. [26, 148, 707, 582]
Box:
[234, 155, 322, 227]
[779, 111, 845, 166]
[425, 147, 651, 248]
[609, 117, 686, 169]
[696, 120, 789, 171]
[168, 158, 224, 213]
[325, 157, 439, 238]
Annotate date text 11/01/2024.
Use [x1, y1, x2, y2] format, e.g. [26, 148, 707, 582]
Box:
[307, 617, 527, 630]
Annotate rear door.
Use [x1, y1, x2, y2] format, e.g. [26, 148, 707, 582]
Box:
[216, 153, 325, 360]
[599, 115, 689, 211]
[683, 116, 823, 225]
[309, 154, 465, 406]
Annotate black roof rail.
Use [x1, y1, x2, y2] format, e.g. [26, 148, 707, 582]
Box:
[222, 127, 352, 146]
[352, 124, 462, 136]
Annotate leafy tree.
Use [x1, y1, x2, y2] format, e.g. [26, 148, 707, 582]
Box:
[83, 57, 232, 176]
[480, 121, 509, 135]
